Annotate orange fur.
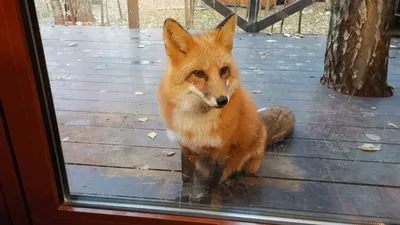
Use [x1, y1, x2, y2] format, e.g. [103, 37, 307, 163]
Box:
[158, 15, 293, 183]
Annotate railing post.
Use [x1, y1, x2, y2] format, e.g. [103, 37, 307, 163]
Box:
[184, 0, 190, 29]
[127, 0, 139, 29]
[246, 0, 260, 32]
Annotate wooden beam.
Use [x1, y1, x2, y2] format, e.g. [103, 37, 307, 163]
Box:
[190, 0, 195, 27]
[298, 9, 303, 33]
[127, 0, 139, 29]
[201, 0, 248, 31]
[184, 0, 190, 28]
[246, 0, 260, 32]
[100, 0, 104, 26]
[257, 0, 317, 32]
[247, 0, 260, 23]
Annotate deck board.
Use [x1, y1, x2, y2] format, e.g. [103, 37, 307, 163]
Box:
[67, 164, 400, 221]
[40, 25, 400, 223]
[53, 98, 400, 117]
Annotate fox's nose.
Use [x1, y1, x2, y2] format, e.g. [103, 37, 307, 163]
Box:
[216, 96, 228, 106]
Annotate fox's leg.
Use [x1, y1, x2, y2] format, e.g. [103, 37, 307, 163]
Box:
[243, 125, 267, 175]
[181, 145, 195, 183]
[177, 145, 196, 203]
[219, 149, 252, 183]
[220, 125, 267, 182]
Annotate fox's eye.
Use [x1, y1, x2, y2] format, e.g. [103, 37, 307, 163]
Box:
[220, 66, 229, 76]
[193, 70, 206, 78]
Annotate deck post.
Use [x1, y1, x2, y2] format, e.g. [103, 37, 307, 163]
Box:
[100, 0, 104, 26]
[246, 0, 260, 32]
[127, 0, 139, 29]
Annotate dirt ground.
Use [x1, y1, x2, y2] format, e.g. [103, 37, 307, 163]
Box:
[34, 0, 330, 34]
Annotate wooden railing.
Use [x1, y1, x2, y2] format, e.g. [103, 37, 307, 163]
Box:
[123, 0, 322, 32]
[201, 0, 321, 33]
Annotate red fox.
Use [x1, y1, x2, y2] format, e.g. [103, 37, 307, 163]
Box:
[157, 14, 295, 186]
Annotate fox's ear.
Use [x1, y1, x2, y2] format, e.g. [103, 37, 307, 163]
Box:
[215, 14, 237, 51]
[163, 18, 192, 57]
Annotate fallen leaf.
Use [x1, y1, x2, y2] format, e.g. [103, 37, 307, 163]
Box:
[56, 75, 71, 80]
[309, 75, 316, 78]
[162, 151, 176, 156]
[294, 33, 304, 38]
[138, 117, 148, 122]
[365, 133, 381, 141]
[148, 132, 157, 139]
[61, 137, 69, 142]
[252, 89, 262, 94]
[388, 122, 398, 128]
[283, 33, 291, 37]
[135, 91, 144, 95]
[94, 65, 107, 70]
[265, 40, 276, 43]
[138, 45, 145, 48]
[328, 94, 335, 99]
[139, 164, 149, 170]
[390, 45, 396, 48]
[258, 52, 269, 56]
[371, 106, 376, 109]
[68, 42, 78, 47]
[358, 143, 382, 152]
[99, 90, 106, 94]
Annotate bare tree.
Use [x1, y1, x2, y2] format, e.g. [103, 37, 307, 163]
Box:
[117, 0, 124, 20]
[66, 0, 95, 24]
[321, 0, 395, 97]
[50, 0, 65, 25]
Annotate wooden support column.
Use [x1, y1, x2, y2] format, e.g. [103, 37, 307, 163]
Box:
[127, 0, 139, 29]
[246, 0, 260, 32]
[184, 0, 190, 29]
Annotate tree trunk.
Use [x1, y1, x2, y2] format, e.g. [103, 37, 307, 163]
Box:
[321, 0, 395, 97]
[50, 0, 65, 25]
[117, 0, 124, 20]
[325, 0, 332, 11]
[66, 0, 95, 24]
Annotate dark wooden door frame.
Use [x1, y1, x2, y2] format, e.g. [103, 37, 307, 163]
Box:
[0, 104, 31, 225]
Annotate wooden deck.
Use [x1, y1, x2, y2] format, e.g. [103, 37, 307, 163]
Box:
[40, 25, 400, 223]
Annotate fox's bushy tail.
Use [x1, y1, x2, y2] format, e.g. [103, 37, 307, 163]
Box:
[258, 106, 295, 146]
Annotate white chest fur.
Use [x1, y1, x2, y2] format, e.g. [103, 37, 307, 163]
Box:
[168, 106, 222, 152]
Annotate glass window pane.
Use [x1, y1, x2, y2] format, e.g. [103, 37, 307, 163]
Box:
[31, 0, 400, 224]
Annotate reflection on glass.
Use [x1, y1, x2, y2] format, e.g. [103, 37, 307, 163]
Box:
[34, 0, 400, 224]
